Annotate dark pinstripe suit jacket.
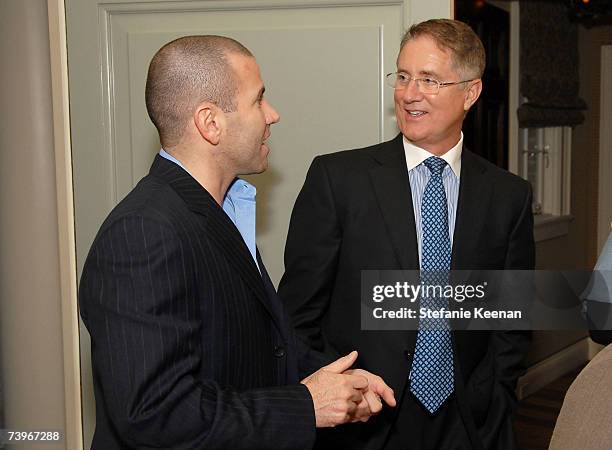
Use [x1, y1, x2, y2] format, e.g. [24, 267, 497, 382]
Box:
[79, 155, 321, 449]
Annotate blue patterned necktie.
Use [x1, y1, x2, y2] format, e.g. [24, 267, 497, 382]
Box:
[410, 156, 454, 414]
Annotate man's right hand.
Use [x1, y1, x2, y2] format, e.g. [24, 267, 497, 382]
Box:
[301, 351, 369, 427]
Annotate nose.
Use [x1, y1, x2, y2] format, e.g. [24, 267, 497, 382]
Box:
[397, 78, 423, 103]
[264, 100, 280, 125]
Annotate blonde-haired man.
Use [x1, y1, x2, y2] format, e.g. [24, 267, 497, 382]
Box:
[280, 19, 534, 450]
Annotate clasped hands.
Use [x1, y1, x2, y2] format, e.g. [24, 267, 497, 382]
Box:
[301, 351, 396, 428]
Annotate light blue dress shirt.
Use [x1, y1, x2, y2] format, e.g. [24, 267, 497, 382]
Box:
[159, 149, 260, 271]
[403, 136, 462, 265]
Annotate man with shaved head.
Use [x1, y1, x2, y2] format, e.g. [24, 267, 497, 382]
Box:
[79, 35, 395, 449]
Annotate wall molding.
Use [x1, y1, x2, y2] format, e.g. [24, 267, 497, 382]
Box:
[534, 214, 573, 243]
[97, 0, 411, 202]
[98, 0, 407, 10]
[516, 337, 590, 400]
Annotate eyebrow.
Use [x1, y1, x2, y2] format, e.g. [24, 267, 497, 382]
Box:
[397, 69, 442, 79]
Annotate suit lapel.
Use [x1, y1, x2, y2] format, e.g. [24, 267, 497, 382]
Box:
[368, 134, 420, 269]
[257, 249, 289, 338]
[451, 148, 492, 269]
[149, 156, 282, 330]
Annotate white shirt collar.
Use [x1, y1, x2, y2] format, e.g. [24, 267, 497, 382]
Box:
[402, 133, 463, 177]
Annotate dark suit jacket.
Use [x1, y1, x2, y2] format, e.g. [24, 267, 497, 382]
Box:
[79, 155, 321, 450]
[278, 134, 535, 450]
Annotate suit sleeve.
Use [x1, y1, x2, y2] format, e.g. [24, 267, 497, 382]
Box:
[79, 215, 315, 450]
[278, 157, 340, 378]
[478, 182, 534, 449]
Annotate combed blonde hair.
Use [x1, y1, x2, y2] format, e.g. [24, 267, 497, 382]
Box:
[401, 19, 485, 79]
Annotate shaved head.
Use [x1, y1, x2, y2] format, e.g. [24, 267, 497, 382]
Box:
[145, 35, 253, 148]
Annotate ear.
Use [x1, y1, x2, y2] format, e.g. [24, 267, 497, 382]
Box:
[463, 79, 483, 111]
[193, 103, 224, 145]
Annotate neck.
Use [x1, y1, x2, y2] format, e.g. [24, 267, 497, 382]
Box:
[166, 145, 235, 205]
[414, 133, 462, 157]
[422, 146, 451, 157]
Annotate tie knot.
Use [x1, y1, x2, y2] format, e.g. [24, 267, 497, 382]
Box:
[423, 156, 447, 176]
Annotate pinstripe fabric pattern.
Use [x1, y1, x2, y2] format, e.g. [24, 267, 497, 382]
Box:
[80, 156, 316, 450]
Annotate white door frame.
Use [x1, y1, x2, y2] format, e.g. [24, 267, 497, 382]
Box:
[48, 0, 83, 449]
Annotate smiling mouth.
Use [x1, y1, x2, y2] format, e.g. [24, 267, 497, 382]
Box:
[407, 111, 427, 117]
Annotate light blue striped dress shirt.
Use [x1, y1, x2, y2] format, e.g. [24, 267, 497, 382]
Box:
[158, 149, 260, 271]
[403, 135, 462, 265]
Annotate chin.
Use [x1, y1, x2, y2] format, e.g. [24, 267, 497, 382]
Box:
[258, 155, 269, 173]
[401, 129, 427, 145]
[245, 161, 267, 175]
[259, 162, 269, 173]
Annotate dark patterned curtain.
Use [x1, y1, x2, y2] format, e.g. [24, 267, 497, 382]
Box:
[518, 0, 587, 127]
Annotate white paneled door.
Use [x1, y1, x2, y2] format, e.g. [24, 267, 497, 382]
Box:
[65, 0, 450, 446]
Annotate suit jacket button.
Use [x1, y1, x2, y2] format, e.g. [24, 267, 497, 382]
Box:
[404, 350, 411, 360]
[274, 345, 286, 358]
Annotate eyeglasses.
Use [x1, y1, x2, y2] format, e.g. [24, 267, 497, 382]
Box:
[385, 72, 476, 95]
